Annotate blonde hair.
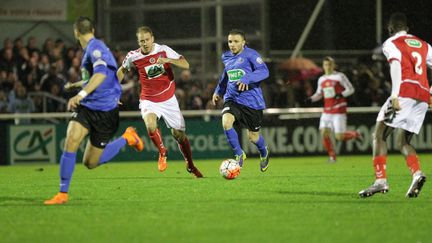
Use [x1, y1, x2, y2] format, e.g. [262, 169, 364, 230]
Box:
[136, 26, 153, 36]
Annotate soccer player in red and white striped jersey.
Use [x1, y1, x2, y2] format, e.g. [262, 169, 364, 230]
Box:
[359, 13, 432, 198]
[307, 57, 361, 163]
[117, 26, 203, 178]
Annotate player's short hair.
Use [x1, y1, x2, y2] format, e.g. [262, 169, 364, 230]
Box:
[228, 29, 246, 41]
[323, 56, 335, 63]
[389, 12, 408, 31]
[74, 16, 94, 35]
[136, 26, 153, 36]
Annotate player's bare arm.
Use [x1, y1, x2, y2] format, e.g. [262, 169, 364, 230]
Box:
[67, 73, 107, 110]
[212, 93, 221, 106]
[157, 56, 190, 69]
[64, 80, 86, 91]
[389, 60, 402, 111]
[116, 66, 128, 82]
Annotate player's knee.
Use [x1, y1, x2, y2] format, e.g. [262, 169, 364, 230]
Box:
[247, 133, 259, 143]
[372, 132, 384, 143]
[83, 160, 98, 169]
[395, 135, 409, 150]
[82, 156, 99, 169]
[222, 122, 233, 130]
[172, 130, 186, 142]
[335, 133, 344, 141]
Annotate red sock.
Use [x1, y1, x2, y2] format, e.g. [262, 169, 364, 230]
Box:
[322, 136, 336, 159]
[373, 155, 387, 179]
[178, 137, 195, 168]
[148, 129, 166, 154]
[406, 154, 420, 175]
[342, 131, 360, 141]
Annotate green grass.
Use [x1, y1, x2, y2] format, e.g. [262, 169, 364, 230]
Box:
[1, 155, 431, 243]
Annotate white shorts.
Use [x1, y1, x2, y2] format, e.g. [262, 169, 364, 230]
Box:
[139, 95, 186, 131]
[319, 113, 347, 134]
[376, 97, 428, 134]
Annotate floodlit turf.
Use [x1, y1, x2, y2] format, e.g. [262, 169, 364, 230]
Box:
[1, 155, 431, 243]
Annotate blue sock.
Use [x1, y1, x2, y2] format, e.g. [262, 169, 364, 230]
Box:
[254, 135, 268, 158]
[59, 151, 77, 193]
[98, 137, 127, 165]
[224, 128, 243, 156]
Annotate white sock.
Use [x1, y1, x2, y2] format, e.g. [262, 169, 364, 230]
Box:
[413, 170, 423, 178]
[375, 178, 387, 184]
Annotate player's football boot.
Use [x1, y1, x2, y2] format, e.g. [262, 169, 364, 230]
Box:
[44, 192, 68, 205]
[187, 166, 204, 178]
[328, 156, 337, 163]
[359, 181, 389, 198]
[158, 148, 168, 172]
[122, 127, 144, 152]
[406, 172, 426, 198]
[235, 151, 247, 168]
[260, 147, 270, 172]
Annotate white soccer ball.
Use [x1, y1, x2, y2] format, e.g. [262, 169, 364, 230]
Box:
[219, 159, 241, 179]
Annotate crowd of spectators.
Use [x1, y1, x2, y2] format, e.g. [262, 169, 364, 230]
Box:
[0, 36, 393, 120]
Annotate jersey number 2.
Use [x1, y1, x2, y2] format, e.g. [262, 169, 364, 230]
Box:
[411, 51, 423, 75]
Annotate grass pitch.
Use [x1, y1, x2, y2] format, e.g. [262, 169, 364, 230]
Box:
[1, 155, 431, 243]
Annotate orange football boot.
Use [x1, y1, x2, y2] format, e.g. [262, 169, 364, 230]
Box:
[158, 148, 168, 172]
[122, 127, 144, 152]
[44, 192, 68, 205]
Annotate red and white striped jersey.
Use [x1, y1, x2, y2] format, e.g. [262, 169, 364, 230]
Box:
[311, 71, 354, 114]
[123, 43, 182, 102]
[383, 31, 432, 103]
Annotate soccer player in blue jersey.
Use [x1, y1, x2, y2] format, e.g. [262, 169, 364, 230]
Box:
[212, 29, 270, 171]
[44, 17, 144, 205]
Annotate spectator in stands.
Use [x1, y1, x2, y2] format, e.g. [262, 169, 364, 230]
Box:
[7, 85, 35, 124]
[46, 83, 65, 112]
[39, 63, 66, 93]
[12, 37, 24, 57]
[26, 36, 40, 55]
[0, 48, 16, 73]
[21, 55, 44, 91]
[0, 38, 13, 57]
[42, 38, 55, 60]
[0, 90, 7, 113]
[39, 53, 51, 73]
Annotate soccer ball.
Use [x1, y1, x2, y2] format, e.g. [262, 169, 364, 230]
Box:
[219, 159, 241, 179]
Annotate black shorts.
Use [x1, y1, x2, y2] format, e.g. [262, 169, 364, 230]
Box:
[222, 101, 263, 132]
[71, 105, 119, 148]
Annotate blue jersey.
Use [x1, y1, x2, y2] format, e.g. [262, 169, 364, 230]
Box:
[80, 38, 121, 111]
[214, 46, 269, 110]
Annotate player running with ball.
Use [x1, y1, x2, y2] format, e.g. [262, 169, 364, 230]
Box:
[212, 29, 270, 171]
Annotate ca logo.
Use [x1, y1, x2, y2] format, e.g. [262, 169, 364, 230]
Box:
[14, 129, 53, 156]
[10, 125, 56, 164]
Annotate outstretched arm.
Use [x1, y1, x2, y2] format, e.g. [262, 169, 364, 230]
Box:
[157, 56, 189, 69]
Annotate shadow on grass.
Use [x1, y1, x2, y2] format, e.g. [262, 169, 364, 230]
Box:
[0, 196, 44, 206]
[276, 190, 353, 197]
[79, 176, 201, 180]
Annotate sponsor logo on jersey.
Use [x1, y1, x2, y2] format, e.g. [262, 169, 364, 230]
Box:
[235, 57, 244, 64]
[81, 68, 90, 81]
[405, 39, 422, 48]
[256, 57, 264, 64]
[227, 69, 246, 82]
[92, 49, 102, 58]
[145, 64, 165, 79]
